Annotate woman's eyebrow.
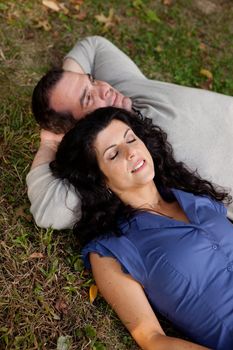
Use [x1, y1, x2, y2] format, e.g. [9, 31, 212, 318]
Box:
[103, 128, 131, 156]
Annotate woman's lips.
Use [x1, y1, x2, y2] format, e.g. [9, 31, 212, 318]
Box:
[131, 160, 145, 173]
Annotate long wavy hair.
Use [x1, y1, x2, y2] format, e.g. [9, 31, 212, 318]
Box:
[51, 107, 231, 246]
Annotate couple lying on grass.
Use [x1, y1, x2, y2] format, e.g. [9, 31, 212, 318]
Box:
[28, 36, 233, 349]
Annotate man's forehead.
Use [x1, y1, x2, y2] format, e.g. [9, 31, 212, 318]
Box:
[62, 71, 85, 82]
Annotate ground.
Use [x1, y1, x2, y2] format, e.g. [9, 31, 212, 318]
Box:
[0, 0, 232, 349]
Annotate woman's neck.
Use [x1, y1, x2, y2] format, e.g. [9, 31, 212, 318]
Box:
[119, 182, 164, 211]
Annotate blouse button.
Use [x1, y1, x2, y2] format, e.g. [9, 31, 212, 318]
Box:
[227, 264, 233, 272]
[212, 244, 219, 250]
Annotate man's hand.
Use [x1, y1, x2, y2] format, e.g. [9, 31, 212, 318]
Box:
[40, 129, 64, 145]
[30, 129, 65, 170]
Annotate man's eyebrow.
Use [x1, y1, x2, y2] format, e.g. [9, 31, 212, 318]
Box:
[103, 128, 131, 156]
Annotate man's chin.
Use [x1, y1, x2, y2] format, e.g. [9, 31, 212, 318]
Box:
[122, 97, 132, 111]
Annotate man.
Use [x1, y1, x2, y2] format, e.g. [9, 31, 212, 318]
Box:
[27, 36, 233, 229]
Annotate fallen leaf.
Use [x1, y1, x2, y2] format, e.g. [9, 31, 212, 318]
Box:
[74, 10, 87, 20]
[42, 0, 60, 12]
[199, 42, 207, 51]
[52, 31, 59, 38]
[95, 8, 119, 31]
[34, 19, 52, 31]
[29, 252, 45, 259]
[74, 4, 80, 11]
[15, 205, 32, 222]
[70, 0, 84, 4]
[89, 284, 98, 304]
[163, 0, 173, 5]
[59, 3, 69, 15]
[55, 298, 68, 314]
[200, 68, 213, 80]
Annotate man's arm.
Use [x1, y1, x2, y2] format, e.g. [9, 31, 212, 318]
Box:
[28, 36, 145, 229]
[27, 130, 81, 229]
[27, 163, 80, 229]
[64, 35, 146, 85]
[90, 253, 209, 350]
[63, 57, 84, 74]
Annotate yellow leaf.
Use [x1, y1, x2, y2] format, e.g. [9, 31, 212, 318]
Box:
[95, 8, 118, 31]
[59, 3, 69, 15]
[200, 68, 213, 80]
[89, 284, 98, 304]
[42, 0, 60, 12]
[34, 19, 52, 31]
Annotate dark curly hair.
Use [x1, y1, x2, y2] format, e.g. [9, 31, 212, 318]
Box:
[51, 107, 231, 246]
[32, 68, 77, 134]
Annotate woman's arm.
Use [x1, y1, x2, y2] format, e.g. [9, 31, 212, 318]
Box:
[90, 253, 209, 350]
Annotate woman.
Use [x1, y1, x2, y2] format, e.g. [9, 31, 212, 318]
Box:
[51, 107, 233, 350]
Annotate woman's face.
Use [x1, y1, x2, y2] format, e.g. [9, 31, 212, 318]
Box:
[94, 119, 155, 195]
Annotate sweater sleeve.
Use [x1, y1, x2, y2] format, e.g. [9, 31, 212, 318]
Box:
[64, 35, 146, 86]
[26, 163, 81, 229]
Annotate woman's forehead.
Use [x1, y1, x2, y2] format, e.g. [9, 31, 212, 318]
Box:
[94, 120, 131, 153]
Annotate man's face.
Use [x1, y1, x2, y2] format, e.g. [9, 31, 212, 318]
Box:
[49, 71, 132, 119]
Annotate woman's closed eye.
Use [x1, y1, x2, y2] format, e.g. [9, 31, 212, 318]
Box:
[127, 137, 136, 143]
[108, 137, 136, 160]
[109, 151, 118, 160]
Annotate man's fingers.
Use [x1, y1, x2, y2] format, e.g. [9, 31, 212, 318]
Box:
[40, 129, 65, 143]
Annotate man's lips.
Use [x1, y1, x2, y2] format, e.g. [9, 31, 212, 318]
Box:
[112, 92, 119, 106]
[111, 91, 132, 110]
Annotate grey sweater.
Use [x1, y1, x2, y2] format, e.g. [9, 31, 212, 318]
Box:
[27, 36, 233, 228]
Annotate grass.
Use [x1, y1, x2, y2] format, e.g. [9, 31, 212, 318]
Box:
[0, 0, 233, 349]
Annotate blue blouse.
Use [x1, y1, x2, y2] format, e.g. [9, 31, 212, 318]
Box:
[82, 189, 233, 349]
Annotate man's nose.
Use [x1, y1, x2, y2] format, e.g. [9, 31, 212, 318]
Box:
[97, 82, 111, 99]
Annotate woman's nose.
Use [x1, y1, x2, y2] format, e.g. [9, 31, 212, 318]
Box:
[126, 145, 135, 160]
